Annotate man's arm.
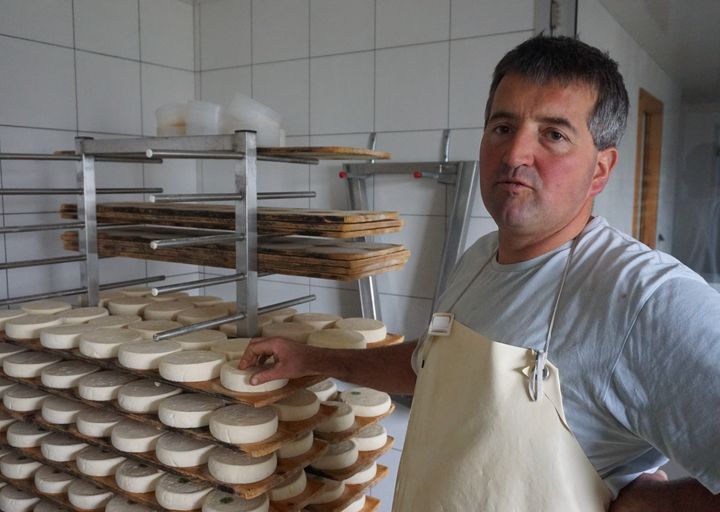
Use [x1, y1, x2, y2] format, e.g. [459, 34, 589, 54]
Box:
[610, 475, 720, 512]
[238, 337, 418, 395]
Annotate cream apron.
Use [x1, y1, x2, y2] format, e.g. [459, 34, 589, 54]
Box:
[393, 239, 613, 511]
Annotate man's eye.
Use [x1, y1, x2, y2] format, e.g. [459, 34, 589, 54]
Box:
[547, 130, 566, 141]
[493, 125, 511, 134]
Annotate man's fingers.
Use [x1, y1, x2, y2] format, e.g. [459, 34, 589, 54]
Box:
[250, 364, 285, 385]
[238, 338, 275, 369]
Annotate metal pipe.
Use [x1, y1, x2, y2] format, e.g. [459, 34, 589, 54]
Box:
[145, 148, 318, 165]
[152, 273, 247, 295]
[0, 287, 89, 307]
[153, 312, 248, 341]
[258, 294, 316, 315]
[150, 193, 245, 203]
[258, 191, 316, 200]
[150, 233, 245, 250]
[0, 255, 86, 270]
[0, 152, 162, 163]
[0, 188, 163, 195]
[0, 222, 85, 234]
[99, 275, 166, 291]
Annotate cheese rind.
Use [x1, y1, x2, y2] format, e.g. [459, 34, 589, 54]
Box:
[76, 409, 123, 438]
[117, 340, 182, 370]
[111, 420, 165, 453]
[209, 404, 278, 444]
[207, 448, 277, 484]
[40, 359, 99, 389]
[353, 423, 387, 452]
[261, 322, 316, 343]
[117, 379, 182, 413]
[292, 313, 341, 330]
[344, 462, 377, 484]
[307, 329, 366, 349]
[119, 286, 154, 297]
[306, 379, 337, 402]
[220, 361, 288, 393]
[312, 440, 358, 470]
[339, 388, 392, 417]
[0, 310, 27, 329]
[0, 410, 15, 431]
[115, 460, 165, 493]
[184, 295, 224, 307]
[58, 306, 109, 324]
[40, 433, 88, 462]
[107, 296, 154, 316]
[2, 385, 48, 412]
[0, 485, 40, 511]
[150, 292, 189, 303]
[34, 465, 75, 494]
[2, 351, 62, 378]
[40, 396, 88, 424]
[155, 433, 215, 468]
[7, 422, 51, 448]
[263, 308, 297, 323]
[88, 314, 141, 329]
[308, 479, 345, 505]
[211, 338, 252, 360]
[40, 324, 97, 349]
[315, 401, 355, 433]
[158, 350, 225, 382]
[0, 343, 26, 362]
[157, 393, 225, 428]
[278, 431, 313, 459]
[79, 328, 144, 358]
[176, 305, 228, 326]
[269, 470, 306, 501]
[76, 446, 126, 476]
[0, 452, 43, 479]
[128, 319, 183, 340]
[201, 490, 269, 512]
[155, 474, 213, 511]
[272, 389, 319, 422]
[143, 300, 193, 320]
[106, 495, 157, 512]
[20, 300, 72, 315]
[339, 494, 366, 512]
[5, 314, 63, 340]
[171, 329, 227, 350]
[77, 371, 138, 401]
[67, 479, 114, 510]
[334, 318, 387, 343]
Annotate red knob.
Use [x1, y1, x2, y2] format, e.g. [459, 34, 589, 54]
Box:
[413, 171, 423, 179]
[339, 171, 348, 179]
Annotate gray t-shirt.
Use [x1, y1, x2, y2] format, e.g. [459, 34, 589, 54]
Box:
[414, 216, 720, 496]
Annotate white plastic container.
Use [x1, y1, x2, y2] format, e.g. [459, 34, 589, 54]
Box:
[186, 100, 222, 135]
[223, 92, 283, 146]
[155, 102, 187, 136]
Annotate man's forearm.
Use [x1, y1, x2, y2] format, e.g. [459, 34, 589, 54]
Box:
[308, 341, 418, 395]
[611, 477, 720, 512]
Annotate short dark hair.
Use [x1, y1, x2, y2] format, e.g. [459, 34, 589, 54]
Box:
[485, 35, 629, 150]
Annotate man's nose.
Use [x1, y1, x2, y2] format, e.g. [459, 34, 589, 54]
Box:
[502, 129, 535, 168]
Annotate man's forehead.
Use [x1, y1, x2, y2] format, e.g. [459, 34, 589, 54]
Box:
[489, 74, 597, 118]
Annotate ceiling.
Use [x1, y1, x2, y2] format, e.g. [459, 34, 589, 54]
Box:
[599, 0, 720, 103]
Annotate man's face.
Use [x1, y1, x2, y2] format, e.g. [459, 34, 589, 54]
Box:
[479, 73, 616, 241]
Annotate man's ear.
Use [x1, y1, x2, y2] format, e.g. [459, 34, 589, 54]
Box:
[589, 147, 618, 197]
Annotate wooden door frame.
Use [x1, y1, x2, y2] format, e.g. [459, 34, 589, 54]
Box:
[632, 88, 664, 248]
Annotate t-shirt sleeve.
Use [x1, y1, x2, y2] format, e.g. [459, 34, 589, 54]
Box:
[604, 278, 720, 493]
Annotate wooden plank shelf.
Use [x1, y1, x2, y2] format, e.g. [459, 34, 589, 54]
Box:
[307, 438, 394, 483]
[306, 464, 388, 512]
[314, 405, 395, 444]
[270, 474, 324, 512]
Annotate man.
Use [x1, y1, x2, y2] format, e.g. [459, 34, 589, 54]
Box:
[240, 36, 720, 510]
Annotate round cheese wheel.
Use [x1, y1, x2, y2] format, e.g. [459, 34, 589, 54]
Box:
[312, 440, 358, 470]
[117, 379, 182, 413]
[353, 423, 387, 452]
[272, 389, 319, 422]
[76, 446, 126, 476]
[315, 401, 355, 433]
[209, 404, 278, 444]
[278, 430, 313, 459]
[207, 448, 276, 484]
[119, 287, 154, 297]
[79, 328, 144, 358]
[340, 388, 391, 417]
[306, 379, 337, 402]
[270, 469, 306, 501]
[0, 310, 27, 329]
[7, 422, 51, 448]
[201, 490, 269, 512]
[335, 318, 386, 343]
[158, 393, 225, 428]
[143, 301, 193, 321]
[67, 479, 114, 510]
[184, 295, 224, 307]
[176, 305, 228, 326]
[40, 433, 88, 462]
[40, 396, 88, 424]
[20, 300, 72, 315]
[34, 465, 75, 494]
[105, 495, 157, 512]
[33, 499, 59, 512]
[58, 306, 109, 324]
[111, 420, 165, 453]
[219, 316, 271, 337]
[155, 474, 213, 511]
[308, 478, 345, 505]
[107, 296, 154, 316]
[5, 314, 63, 340]
[340, 494, 366, 512]
[2, 385, 48, 412]
[0, 453, 42, 479]
[158, 350, 225, 382]
[220, 361, 288, 393]
[77, 371, 138, 401]
[76, 409, 123, 438]
[3, 351, 62, 378]
[39, 323, 97, 349]
[128, 319, 182, 340]
[292, 313, 341, 330]
[263, 308, 297, 323]
[155, 433, 215, 468]
[117, 340, 182, 370]
[307, 329, 366, 349]
[344, 462, 377, 484]
[171, 329, 227, 350]
[0, 485, 40, 511]
[150, 292, 190, 303]
[40, 359, 99, 388]
[261, 322, 316, 343]
[211, 338, 251, 360]
[98, 291, 124, 308]
[0, 376, 15, 395]
[88, 314, 141, 329]
[0, 343, 27, 362]
[0, 409, 16, 431]
[115, 460, 165, 493]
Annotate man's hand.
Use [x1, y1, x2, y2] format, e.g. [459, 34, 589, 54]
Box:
[238, 337, 323, 384]
[610, 472, 720, 512]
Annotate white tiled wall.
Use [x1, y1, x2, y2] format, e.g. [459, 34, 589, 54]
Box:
[0, 0, 196, 304]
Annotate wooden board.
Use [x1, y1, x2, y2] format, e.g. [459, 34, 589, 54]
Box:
[314, 405, 395, 444]
[306, 465, 388, 512]
[366, 333, 404, 348]
[258, 146, 390, 161]
[270, 475, 325, 512]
